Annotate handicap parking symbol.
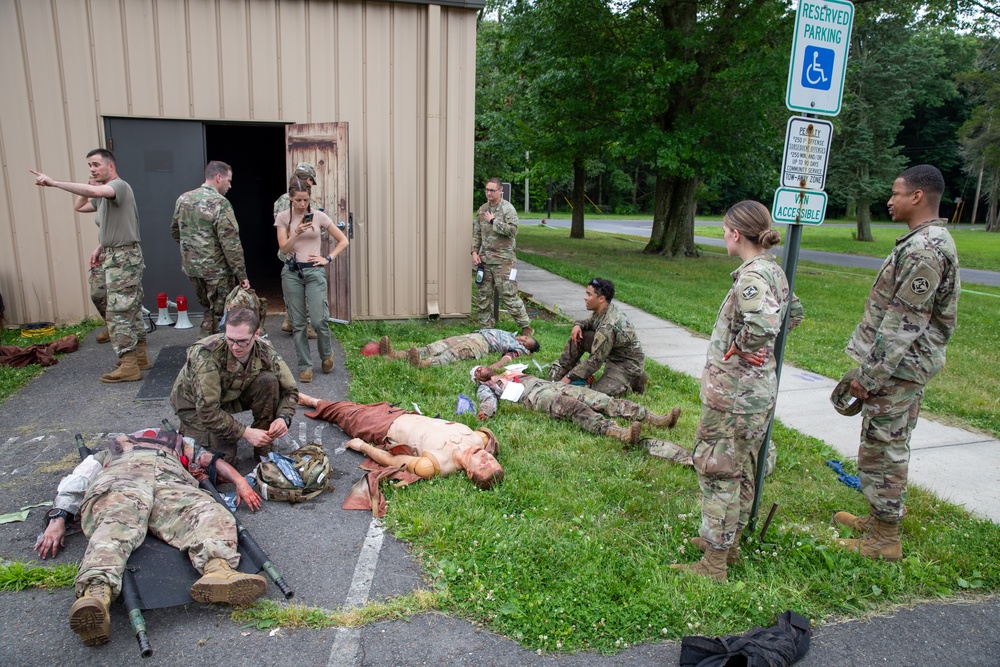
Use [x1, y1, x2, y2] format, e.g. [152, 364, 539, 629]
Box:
[801, 46, 834, 91]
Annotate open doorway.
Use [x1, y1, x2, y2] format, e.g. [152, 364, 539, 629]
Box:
[205, 123, 287, 313]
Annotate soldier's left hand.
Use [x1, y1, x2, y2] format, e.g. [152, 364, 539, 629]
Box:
[849, 378, 869, 400]
[724, 343, 766, 367]
[34, 520, 66, 559]
[235, 480, 262, 511]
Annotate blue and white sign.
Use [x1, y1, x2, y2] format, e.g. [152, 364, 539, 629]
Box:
[772, 187, 828, 225]
[786, 0, 854, 116]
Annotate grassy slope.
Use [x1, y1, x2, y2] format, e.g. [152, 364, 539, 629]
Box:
[333, 316, 1000, 653]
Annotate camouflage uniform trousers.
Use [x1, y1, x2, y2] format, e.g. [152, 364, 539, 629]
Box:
[88, 251, 107, 319]
[190, 275, 236, 334]
[77, 450, 239, 598]
[102, 245, 146, 356]
[551, 330, 643, 397]
[176, 371, 283, 463]
[858, 377, 924, 523]
[416, 335, 491, 367]
[475, 262, 530, 329]
[520, 377, 646, 435]
[691, 405, 771, 549]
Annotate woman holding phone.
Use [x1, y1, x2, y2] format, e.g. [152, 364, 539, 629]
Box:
[274, 179, 349, 382]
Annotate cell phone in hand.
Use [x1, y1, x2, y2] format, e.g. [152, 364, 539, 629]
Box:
[303, 212, 314, 223]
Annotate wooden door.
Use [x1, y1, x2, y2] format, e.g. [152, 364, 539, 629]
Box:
[285, 123, 351, 323]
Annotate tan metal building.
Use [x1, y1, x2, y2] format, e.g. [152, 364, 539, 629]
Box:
[0, 0, 483, 326]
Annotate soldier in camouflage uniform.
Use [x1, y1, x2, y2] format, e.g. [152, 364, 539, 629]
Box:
[34, 427, 265, 647]
[472, 177, 533, 335]
[379, 328, 539, 369]
[31, 149, 147, 382]
[671, 201, 803, 582]
[550, 277, 646, 396]
[170, 307, 298, 463]
[170, 161, 249, 336]
[274, 163, 325, 338]
[475, 367, 680, 444]
[833, 165, 959, 562]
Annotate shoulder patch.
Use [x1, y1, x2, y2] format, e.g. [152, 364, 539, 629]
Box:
[741, 284, 759, 300]
[909, 276, 929, 295]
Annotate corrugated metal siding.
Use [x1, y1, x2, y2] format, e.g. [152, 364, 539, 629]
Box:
[0, 0, 475, 324]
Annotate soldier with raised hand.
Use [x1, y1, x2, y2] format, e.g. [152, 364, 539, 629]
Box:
[30, 149, 147, 382]
[472, 177, 533, 335]
[549, 277, 646, 396]
[832, 165, 960, 562]
[670, 201, 803, 582]
[171, 161, 249, 337]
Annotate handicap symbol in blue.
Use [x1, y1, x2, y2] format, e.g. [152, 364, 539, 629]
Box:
[801, 46, 834, 91]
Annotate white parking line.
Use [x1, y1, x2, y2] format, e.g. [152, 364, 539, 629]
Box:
[326, 518, 385, 667]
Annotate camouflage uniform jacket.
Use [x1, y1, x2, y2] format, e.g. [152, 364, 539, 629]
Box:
[273, 193, 325, 218]
[51, 429, 211, 516]
[477, 328, 530, 357]
[701, 254, 804, 414]
[568, 302, 644, 381]
[846, 220, 959, 392]
[473, 199, 519, 265]
[476, 373, 540, 418]
[170, 334, 298, 443]
[170, 184, 247, 282]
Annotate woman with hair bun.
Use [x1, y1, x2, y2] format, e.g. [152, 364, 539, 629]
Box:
[671, 200, 804, 582]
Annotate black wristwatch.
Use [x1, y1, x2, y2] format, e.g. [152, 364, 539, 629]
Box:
[46, 508, 72, 525]
[280, 414, 292, 428]
[325, 254, 333, 263]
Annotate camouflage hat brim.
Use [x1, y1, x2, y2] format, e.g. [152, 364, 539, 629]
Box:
[293, 162, 317, 180]
[830, 368, 864, 417]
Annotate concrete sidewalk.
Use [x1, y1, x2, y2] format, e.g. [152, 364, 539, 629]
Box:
[517, 261, 1000, 523]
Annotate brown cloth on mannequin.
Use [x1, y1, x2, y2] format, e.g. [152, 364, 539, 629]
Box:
[0, 335, 79, 368]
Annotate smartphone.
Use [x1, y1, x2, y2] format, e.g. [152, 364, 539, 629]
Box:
[303, 212, 314, 223]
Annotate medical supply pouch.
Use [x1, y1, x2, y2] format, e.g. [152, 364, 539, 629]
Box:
[254, 443, 333, 503]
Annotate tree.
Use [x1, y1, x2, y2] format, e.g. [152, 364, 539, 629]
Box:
[959, 38, 1000, 230]
[826, 6, 969, 241]
[617, 0, 791, 257]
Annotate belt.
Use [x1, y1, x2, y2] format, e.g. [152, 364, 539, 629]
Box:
[292, 261, 318, 270]
[109, 242, 140, 250]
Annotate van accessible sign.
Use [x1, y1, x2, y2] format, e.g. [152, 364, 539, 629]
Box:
[786, 0, 854, 116]
[772, 187, 828, 225]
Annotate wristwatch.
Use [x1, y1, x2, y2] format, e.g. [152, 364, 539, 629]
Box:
[280, 414, 292, 428]
[46, 508, 71, 524]
[325, 254, 333, 263]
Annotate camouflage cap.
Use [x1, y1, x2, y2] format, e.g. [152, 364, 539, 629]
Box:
[830, 368, 864, 417]
[294, 162, 317, 180]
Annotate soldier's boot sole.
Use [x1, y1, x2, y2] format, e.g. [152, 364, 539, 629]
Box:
[408, 347, 422, 367]
[69, 595, 111, 646]
[190, 571, 267, 605]
[379, 335, 393, 356]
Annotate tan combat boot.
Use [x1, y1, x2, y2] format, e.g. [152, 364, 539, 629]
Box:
[520, 325, 534, 337]
[670, 544, 728, 582]
[833, 509, 875, 534]
[100, 351, 142, 383]
[95, 327, 110, 344]
[190, 558, 267, 605]
[605, 421, 642, 445]
[835, 518, 903, 561]
[408, 347, 431, 368]
[692, 528, 743, 566]
[281, 315, 293, 333]
[69, 581, 112, 646]
[306, 323, 318, 339]
[322, 354, 334, 373]
[134, 341, 152, 370]
[645, 406, 682, 429]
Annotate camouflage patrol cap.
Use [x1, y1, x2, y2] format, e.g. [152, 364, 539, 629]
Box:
[294, 162, 317, 180]
[830, 368, 864, 417]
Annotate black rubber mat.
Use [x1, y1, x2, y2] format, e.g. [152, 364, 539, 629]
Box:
[135, 346, 189, 401]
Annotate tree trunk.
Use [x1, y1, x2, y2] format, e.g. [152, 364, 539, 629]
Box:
[644, 173, 699, 257]
[856, 197, 874, 242]
[570, 157, 586, 239]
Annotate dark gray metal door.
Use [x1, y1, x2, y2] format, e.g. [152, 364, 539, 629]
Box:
[104, 118, 206, 313]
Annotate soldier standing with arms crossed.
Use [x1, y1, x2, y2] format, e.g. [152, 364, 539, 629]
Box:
[472, 178, 533, 335]
[171, 161, 250, 336]
[30, 149, 148, 382]
[832, 165, 959, 561]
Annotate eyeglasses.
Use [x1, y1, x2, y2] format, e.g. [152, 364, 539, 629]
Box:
[485, 188, 500, 193]
[225, 336, 255, 348]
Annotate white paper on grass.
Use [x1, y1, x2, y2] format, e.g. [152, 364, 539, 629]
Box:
[504, 363, 528, 373]
[500, 381, 525, 402]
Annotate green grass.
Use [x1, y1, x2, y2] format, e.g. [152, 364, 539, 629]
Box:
[0, 561, 78, 591]
[232, 590, 443, 630]
[695, 223, 1000, 273]
[517, 226, 1000, 439]
[331, 318, 1000, 653]
[0, 320, 100, 404]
